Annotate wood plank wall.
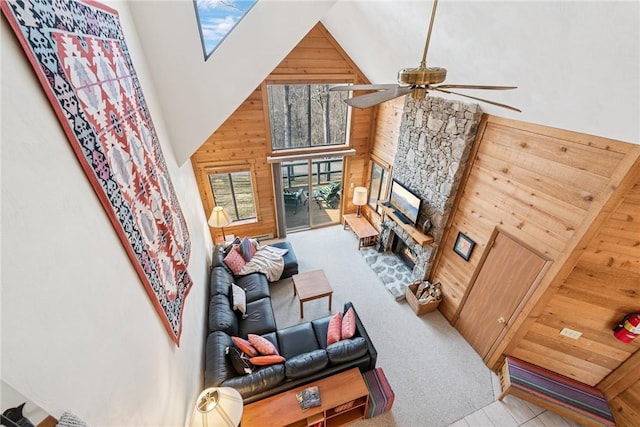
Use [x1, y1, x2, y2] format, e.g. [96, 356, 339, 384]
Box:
[191, 24, 374, 242]
[427, 114, 640, 387]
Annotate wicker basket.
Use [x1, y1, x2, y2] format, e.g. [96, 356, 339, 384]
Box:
[405, 282, 440, 316]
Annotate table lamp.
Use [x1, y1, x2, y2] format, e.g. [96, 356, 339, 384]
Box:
[352, 187, 368, 217]
[191, 387, 243, 427]
[208, 206, 231, 242]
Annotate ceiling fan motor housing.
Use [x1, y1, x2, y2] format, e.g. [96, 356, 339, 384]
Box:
[398, 67, 447, 87]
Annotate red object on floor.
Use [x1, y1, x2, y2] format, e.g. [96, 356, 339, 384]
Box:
[362, 367, 395, 418]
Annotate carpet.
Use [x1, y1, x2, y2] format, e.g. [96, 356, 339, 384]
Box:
[269, 225, 495, 426]
[360, 247, 413, 301]
[1, 0, 192, 344]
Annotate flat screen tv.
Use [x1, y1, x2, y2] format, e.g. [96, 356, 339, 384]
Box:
[388, 180, 422, 226]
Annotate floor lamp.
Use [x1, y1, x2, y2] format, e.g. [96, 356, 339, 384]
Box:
[208, 206, 231, 243]
[352, 187, 368, 217]
[191, 387, 243, 427]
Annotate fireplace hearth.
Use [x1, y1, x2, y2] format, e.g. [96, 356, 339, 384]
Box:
[392, 233, 417, 270]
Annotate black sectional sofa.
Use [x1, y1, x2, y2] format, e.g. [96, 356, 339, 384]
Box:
[204, 242, 378, 403]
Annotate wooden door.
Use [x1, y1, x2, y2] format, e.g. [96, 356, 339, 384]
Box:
[456, 231, 548, 359]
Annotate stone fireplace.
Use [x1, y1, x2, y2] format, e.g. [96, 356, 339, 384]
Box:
[378, 96, 482, 281]
[391, 231, 418, 270]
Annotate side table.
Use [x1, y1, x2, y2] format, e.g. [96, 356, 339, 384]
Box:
[343, 214, 379, 250]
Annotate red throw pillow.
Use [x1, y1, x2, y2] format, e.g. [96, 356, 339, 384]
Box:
[231, 336, 258, 357]
[248, 333, 279, 355]
[250, 355, 285, 366]
[342, 307, 356, 339]
[224, 245, 246, 275]
[327, 312, 343, 345]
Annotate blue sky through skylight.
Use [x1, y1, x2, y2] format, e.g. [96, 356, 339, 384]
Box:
[194, 0, 257, 58]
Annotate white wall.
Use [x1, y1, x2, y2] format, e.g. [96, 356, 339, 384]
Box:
[1, 1, 212, 425]
[128, 0, 338, 165]
[322, 0, 640, 145]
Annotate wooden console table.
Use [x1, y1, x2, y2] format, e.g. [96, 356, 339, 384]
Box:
[242, 367, 369, 427]
[378, 204, 434, 247]
[343, 214, 379, 250]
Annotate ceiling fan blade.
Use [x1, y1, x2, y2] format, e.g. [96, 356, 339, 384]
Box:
[329, 84, 399, 92]
[435, 84, 517, 91]
[433, 87, 522, 112]
[345, 86, 413, 109]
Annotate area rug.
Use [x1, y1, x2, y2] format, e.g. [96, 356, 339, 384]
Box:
[2, 0, 192, 345]
[360, 247, 413, 301]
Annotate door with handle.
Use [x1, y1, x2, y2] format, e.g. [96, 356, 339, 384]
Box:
[455, 231, 549, 360]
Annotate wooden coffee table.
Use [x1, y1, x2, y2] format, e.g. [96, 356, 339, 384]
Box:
[292, 270, 333, 318]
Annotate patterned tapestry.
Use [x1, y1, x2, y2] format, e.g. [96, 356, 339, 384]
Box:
[2, 0, 193, 345]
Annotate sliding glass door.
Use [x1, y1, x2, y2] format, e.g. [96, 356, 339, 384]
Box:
[280, 156, 343, 232]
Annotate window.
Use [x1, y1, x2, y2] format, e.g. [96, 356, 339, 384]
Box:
[209, 170, 256, 222]
[193, 0, 257, 59]
[266, 84, 350, 150]
[368, 160, 391, 213]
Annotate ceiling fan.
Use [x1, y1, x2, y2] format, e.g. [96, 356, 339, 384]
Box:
[329, 0, 520, 112]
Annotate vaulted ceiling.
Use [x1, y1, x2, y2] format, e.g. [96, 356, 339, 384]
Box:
[128, 1, 639, 165]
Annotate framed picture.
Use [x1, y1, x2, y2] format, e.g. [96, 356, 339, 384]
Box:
[454, 232, 475, 261]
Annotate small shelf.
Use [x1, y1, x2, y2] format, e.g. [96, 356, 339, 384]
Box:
[378, 204, 434, 246]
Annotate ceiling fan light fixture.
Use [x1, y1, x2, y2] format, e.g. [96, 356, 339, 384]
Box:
[398, 67, 447, 86]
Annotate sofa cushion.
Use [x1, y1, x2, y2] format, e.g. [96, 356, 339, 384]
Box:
[232, 336, 258, 357]
[284, 349, 328, 379]
[250, 355, 286, 366]
[232, 284, 247, 318]
[249, 333, 279, 356]
[210, 266, 233, 297]
[235, 273, 270, 303]
[209, 294, 238, 336]
[238, 298, 277, 337]
[311, 315, 332, 349]
[342, 307, 356, 339]
[222, 364, 286, 399]
[204, 331, 235, 387]
[240, 237, 257, 262]
[277, 322, 320, 359]
[268, 241, 298, 279]
[227, 346, 253, 375]
[224, 245, 246, 274]
[326, 337, 368, 364]
[327, 312, 342, 346]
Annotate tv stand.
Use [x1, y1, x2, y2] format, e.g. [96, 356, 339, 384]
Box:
[378, 203, 434, 247]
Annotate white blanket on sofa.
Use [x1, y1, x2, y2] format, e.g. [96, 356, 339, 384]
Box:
[238, 244, 288, 282]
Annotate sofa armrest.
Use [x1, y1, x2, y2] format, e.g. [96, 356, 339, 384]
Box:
[344, 302, 377, 370]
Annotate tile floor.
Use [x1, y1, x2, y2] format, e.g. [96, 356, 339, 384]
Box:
[447, 373, 584, 427]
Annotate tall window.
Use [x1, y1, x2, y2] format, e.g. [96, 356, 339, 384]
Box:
[209, 171, 256, 222]
[368, 160, 391, 213]
[267, 84, 350, 150]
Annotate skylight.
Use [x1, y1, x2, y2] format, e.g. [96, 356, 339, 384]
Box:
[194, 0, 257, 59]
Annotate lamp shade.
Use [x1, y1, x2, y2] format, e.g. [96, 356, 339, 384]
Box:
[352, 187, 368, 206]
[208, 206, 231, 228]
[191, 387, 243, 427]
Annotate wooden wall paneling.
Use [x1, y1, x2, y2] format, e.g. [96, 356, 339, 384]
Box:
[494, 151, 640, 379]
[600, 349, 640, 399]
[426, 114, 640, 386]
[609, 383, 640, 427]
[370, 96, 404, 165]
[191, 23, 375, 239]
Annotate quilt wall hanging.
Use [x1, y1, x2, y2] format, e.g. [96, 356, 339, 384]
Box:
[2, 0, 193, 345]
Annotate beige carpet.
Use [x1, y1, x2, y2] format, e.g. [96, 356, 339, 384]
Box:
[268, 225, 495, 427]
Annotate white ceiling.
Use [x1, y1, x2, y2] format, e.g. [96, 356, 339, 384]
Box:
[129, 1, 639, 165]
